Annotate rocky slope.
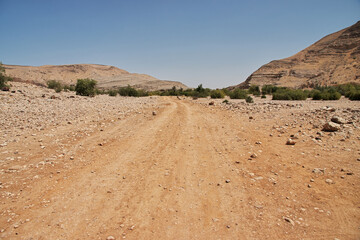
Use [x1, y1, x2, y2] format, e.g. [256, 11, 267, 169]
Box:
[231, 21, 360, 89]
[4, 64, 188, 91]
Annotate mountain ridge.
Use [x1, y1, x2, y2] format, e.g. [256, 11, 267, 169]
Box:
[229, 21, 360, 89]
[4, 63, 188, 91]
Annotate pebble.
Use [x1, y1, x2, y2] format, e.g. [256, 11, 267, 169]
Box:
[106, 236, 115, 240]
[325, 179, 333, 184]
[286, 139, 296, 145]
[283, 217, 295, 226]
[225, 179, 231, 183]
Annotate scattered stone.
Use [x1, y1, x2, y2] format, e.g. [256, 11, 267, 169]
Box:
[325, 179, 334, 184]
[152, 111, 157, 116]
[225, 179, 230, 183]
[250, 153, 257, 158]
[8, 165, 22, 171]
[286, 139, 296, 145]
[209, 101, 215, 106]
[70, 156, 74, 160]
[106, 236, 115, 240]
[312, 168, 325, 174]
[283, 217, 295, 226]
[331, 116, 346, 124]
[322, 122, 341, 132]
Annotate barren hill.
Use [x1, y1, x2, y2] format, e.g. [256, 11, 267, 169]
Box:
[4, 64, 188, 91]
[231, 21, 360, 89]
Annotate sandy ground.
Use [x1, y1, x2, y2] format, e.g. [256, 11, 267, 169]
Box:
[0, 83, 359, 239]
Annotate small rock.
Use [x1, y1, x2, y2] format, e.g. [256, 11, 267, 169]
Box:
[209, 101, 215, 106]
[283, 217, 295, 226]
[106, 236, 115, 240]
[70, 156, 74, 160]
[8, 165, 22, 171]
[250, 153, 257, 158]
[322, 122, 341, 132]
[331, 116, 346, 124]
[152, 111, 157, 116]
[312, 168, 325, 174]
[325, 179, 333, 184]
[225, 179, 230, 183]
[286, 139, 296, 145]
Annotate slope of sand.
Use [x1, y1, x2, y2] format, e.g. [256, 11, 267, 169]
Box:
[231, 21, 360, 89]
[4, 64, 188, 91]
[0, 82, 359, 239]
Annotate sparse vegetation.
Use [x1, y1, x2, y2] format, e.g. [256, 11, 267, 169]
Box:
[245, 96, 254, 103]
[0, 62, 12, 90]
[248, 85, 261, 96]
[47, 80, 63, 93]
[75, 78, 97, 96]
[228, 89, 248, 99]
[108, 89, 118, 96]
[272, 88, 308, 100]
[210, 89, 225, 99]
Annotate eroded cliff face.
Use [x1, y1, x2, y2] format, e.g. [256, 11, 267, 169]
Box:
[233, 21, 360, 89]
[4, 64, 188, 91]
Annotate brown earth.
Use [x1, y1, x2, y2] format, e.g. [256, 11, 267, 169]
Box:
[0, 82, 360, 239]
[4, 64, 188, 91]
[230, 21, 360, 89]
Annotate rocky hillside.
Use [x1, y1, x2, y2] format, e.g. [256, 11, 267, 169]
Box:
[4, 64, 188, 91]
[231, 21, 360, 89]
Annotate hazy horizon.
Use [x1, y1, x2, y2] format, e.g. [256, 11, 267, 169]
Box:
[0, 0, 359, 88]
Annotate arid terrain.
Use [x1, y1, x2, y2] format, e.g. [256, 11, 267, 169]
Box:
[231, 21, 360, 89]
[0, 82, 359, 239]
[4, 64, 188, 91]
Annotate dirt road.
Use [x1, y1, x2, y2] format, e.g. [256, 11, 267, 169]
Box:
[1, 97, 359, 239]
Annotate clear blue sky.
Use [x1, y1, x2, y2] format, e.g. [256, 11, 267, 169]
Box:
[0, 0, 359, 88]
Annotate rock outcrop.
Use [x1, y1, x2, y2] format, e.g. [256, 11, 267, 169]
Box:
[4, 64, 188, 91]
[231, 21, 360, 89]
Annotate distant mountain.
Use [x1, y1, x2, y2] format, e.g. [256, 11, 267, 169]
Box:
[4, 64, 188, 91]
[230, 21, 360, 89]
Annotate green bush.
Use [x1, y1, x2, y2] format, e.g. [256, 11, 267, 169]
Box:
[311, 89, 341, 100]
[210, 89, 225, 99]
[245, 96, 254, 103]
[248, 85, 260, 96]
[261, 95, 266, 99]
[229, 89, 248, 99]
[261, 85, 278, 94]
[0, 62, 12, 90]
[75, 78, 97, 96]
[63, 84, 75, 91]
[108, 89, 118, 96]
[349, 91, 360, 100]
[272, 89, 307, 100]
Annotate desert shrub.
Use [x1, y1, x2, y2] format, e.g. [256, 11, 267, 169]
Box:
[118, 85, 139, 97]
[75, 78, 97, 96]
[210, 89, 225, 99]
[261, 95, 266, 99]
[261, 85, 278, 94]
[47, 80, 62, 91]
[248, 85, 260, 96]
[192, 84, 211, 98]
[311, 89, 341, 100]
[245, 96, 254, 103]
[349, 91, 360, 100]
[108, 89, 118, 96]
[222, 99, 229, 104]
[63, 84, 75, 91]
[229, 89, 248, 99]
[272, 88, 307, 100]
[0, 62, 12, 90]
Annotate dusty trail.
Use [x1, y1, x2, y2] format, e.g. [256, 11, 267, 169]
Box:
[1, 97, 359, 239]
